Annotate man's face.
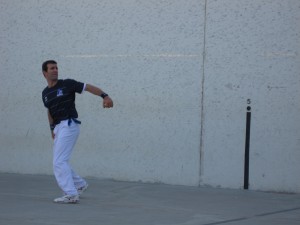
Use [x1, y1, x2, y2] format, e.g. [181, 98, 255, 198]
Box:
[43, 63, 58, 81]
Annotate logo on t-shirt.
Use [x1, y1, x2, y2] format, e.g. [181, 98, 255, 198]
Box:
[57, 89, 63, 97]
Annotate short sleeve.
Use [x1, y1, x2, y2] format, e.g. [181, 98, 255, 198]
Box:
[65, 79, 85, 94]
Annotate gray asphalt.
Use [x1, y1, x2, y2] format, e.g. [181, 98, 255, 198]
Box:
[0, 173, 300, 225]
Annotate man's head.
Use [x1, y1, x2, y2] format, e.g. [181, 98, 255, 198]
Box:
[42, 60, 58, 82]
[42, 60, 57, 72]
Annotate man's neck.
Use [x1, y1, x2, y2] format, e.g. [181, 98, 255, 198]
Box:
[47, 80, 58, 88]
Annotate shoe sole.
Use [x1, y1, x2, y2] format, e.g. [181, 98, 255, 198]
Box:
[53, 200, 79, 204]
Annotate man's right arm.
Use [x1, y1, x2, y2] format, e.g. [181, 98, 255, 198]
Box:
[47, 110, 55, 139]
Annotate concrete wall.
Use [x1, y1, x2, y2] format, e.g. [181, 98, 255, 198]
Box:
[0, 0, 299, 193]
[202, 0, 300, 193]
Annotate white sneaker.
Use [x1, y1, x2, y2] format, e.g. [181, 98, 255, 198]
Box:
[53, 195, 79, 204]
[77, 184, 88, 196]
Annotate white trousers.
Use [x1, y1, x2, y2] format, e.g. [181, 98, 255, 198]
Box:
[53, 119, 87, 196]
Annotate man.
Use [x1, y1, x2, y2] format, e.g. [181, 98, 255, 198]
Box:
[42, 60, 113, 203]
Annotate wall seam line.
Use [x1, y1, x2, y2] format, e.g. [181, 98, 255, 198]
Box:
[199, 0, 207, 186]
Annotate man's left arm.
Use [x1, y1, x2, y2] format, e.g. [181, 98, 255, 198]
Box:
[85, 84, 113, 108]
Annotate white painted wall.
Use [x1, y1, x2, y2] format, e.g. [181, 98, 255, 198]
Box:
[202, 0, 300, 193]
[0, 0, 299, 193]
[0, 0, 204, 187]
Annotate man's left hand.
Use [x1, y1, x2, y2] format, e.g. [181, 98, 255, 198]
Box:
[103, 96, 113, 108]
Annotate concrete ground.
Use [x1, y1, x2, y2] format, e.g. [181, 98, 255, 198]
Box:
[0, 173, 300, 225]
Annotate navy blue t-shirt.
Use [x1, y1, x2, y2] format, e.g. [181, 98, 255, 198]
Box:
[42, 79, 85, 125]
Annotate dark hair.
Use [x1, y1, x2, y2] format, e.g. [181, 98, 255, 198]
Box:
[42, 60, 57, 72]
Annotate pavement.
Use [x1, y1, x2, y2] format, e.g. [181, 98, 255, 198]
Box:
[0, 173, 300, 225]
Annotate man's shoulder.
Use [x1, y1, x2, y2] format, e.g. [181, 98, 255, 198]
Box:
[42, 86, 49, 96]
[62, 78, 81, 85]
[42, 86, 47, 92]
[63, 78, 84, 89]
[60, 78, 72, 86]
[63, 78, 78, 84]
